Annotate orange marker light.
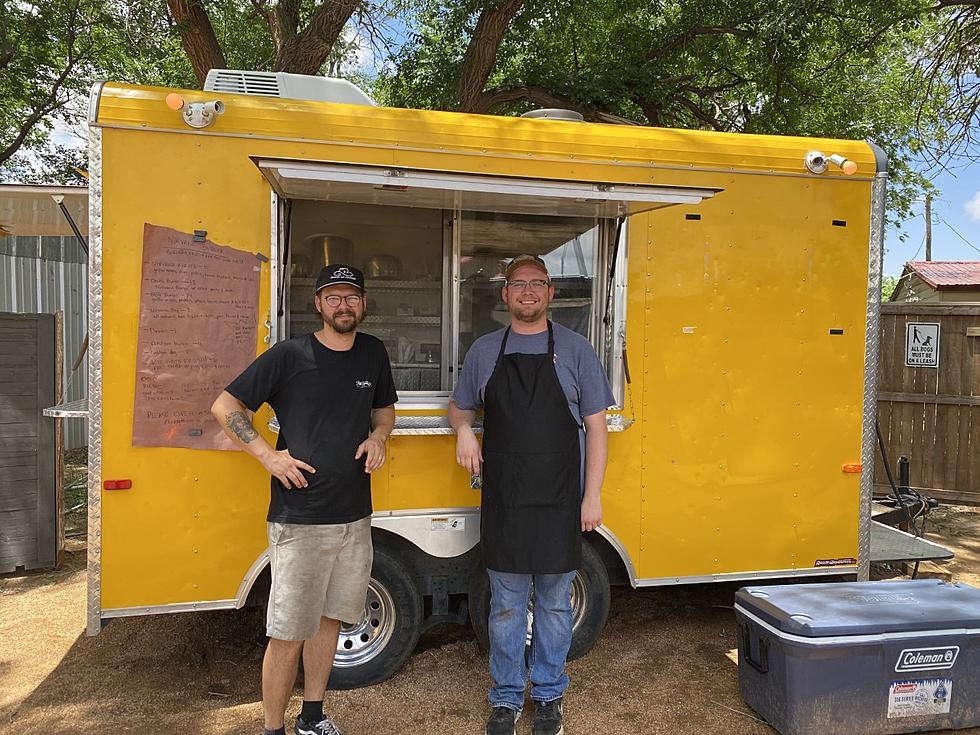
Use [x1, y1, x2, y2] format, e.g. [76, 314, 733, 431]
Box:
[165, 93, 185, 111]
[841, 160, 858, 176]
[842, 463, 862, 473]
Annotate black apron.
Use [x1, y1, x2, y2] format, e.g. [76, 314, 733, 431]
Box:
[481, 322, 582, 574]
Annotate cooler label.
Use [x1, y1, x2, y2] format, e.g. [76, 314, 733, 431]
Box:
[888, 679, 953, 718]
[896, 646, 959, 672]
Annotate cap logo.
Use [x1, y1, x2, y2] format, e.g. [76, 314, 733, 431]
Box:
[333, 266, 355, 279]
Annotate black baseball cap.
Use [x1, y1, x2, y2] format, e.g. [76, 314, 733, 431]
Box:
[315, 264, 365, 293]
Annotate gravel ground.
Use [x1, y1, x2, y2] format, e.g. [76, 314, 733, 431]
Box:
[1, 507, 979, 735]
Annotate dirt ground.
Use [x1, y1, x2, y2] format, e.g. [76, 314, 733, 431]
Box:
[2, 507, 979, 735]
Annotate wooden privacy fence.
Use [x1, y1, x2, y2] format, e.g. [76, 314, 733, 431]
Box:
[0, 312, 63, 572]
[875, 303, 980, 506]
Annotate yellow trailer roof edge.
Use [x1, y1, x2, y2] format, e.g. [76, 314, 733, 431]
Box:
[91, 81, 882, 178]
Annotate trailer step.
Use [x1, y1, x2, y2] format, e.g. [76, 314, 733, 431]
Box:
[870, 520, 953, 563]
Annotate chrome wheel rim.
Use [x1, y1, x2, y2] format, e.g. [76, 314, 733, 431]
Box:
[570, 571, 588, 630]
[334, 579, 396, 667]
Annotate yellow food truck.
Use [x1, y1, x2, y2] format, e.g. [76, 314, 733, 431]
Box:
[53, 70, 887, 687]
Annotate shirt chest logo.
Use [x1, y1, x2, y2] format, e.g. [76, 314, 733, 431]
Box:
[355, 380, 372, 389]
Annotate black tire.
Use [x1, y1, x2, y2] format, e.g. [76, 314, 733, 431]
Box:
[567, 539, 611, 660]
[468, 538, 611, 661]
[326, 544, 423, 689]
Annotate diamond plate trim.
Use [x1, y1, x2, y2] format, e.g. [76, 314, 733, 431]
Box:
[86, 126, 104, 635]
[858, 173, 887, 581]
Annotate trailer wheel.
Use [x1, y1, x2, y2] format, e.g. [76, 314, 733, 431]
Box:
[327, 544, 422, 690]
[468, 539, 611, 661]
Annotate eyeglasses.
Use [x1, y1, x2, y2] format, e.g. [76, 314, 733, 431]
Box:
[321, 294, 363, 307]
[506, 279, 551, 291]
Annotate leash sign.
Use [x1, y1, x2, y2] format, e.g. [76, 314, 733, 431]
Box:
[905, 322, 940, 368]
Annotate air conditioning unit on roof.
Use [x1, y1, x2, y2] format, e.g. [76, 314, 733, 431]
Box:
[203, 69, 376, 106]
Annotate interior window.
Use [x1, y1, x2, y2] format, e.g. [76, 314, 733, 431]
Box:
[458, 211, 598, 364]
[277, 170, 642, 400]
[287, 200, 447, 392]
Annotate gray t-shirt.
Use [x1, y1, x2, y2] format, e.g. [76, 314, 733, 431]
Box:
[452, 323, 615, 488]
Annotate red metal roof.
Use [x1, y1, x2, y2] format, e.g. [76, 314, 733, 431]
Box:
[905, 261, 980, 289]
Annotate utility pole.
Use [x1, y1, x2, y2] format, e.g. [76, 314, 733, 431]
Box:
[925, 194, 933, 261]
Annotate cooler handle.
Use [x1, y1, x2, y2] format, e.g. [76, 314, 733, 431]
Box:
[739, 622, 769, 674]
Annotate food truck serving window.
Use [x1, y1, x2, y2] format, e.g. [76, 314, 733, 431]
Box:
[257, 160, 719, 404]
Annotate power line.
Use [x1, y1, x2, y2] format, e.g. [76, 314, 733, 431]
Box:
[934, 215, 980, 257]
[909, 231, 926, 262]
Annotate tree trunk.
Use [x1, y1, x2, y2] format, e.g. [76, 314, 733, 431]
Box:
[457, 0, 525, 112]
[166, 0, 227, 87]
[274, 0, 361, 75]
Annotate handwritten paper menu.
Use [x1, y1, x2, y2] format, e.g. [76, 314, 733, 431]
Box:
[132, 224, 261, 449]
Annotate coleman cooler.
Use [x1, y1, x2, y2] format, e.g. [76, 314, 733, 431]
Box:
[734, 580, 980, 735]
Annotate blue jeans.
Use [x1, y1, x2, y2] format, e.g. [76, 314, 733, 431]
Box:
[487, 569, 576, 711]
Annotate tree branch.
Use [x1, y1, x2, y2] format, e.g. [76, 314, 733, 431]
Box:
[673, 95, 727, 131]
[270, 0, 301, 52]
[0, 99, 66, 166]
[275, 0, 361, 75]
[472, 84, 580, 114]
[472, 84, 642, 124]
[457, 0, 525, 112]
[0, 0, 87, 166]
[166, 0, 227, 86]
[647, 22, 757, 60]
[0, 10, 12, 71]
[248, 0, 274, 37]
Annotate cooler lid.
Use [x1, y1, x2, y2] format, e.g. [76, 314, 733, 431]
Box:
[735, 580, 980, 637]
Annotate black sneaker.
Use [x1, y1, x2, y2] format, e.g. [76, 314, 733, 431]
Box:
[486, 705, 520, 735]
[533, 698, 564, 735]
[295, 715, 342, 735]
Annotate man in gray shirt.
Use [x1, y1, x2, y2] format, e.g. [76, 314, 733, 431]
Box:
[449, 254, 614, 735]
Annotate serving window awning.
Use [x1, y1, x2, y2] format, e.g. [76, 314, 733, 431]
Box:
[0, 185, 88, 237]
[255, 159, 721, 218]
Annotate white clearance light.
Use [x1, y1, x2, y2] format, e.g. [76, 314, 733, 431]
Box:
[165, 93, 225, 129]
[805, 150, 858, 176]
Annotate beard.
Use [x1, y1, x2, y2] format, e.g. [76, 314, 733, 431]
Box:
[322, 309, 363, 334]
[511, 300, 548, 323]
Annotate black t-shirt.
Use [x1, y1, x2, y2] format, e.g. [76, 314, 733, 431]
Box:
[226, 332, 398, 524]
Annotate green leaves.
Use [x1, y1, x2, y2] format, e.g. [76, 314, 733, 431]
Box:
[373, 0, 956, 222]
[1, 0, 973, 227]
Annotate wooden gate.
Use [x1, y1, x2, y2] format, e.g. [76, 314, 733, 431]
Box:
[0, 312, 62, 572]
[875, 303, 980, 506]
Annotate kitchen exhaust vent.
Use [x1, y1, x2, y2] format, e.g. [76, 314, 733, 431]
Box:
[520, 108, 585, 122]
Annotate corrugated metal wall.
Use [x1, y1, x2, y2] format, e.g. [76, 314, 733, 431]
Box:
[0, 235, 88, 448]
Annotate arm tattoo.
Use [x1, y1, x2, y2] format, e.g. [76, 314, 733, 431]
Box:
[226, 411, 259, 443]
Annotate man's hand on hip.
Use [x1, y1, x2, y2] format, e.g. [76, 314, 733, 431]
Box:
[259, 448, 315, 489]
[581, 494, 602, 532]
[355, 434, 387, 473]
[454, 427, 482, 475]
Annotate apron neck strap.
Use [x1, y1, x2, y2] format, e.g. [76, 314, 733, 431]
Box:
[497, 327, 511, 360]
[496, 321, 555, 359]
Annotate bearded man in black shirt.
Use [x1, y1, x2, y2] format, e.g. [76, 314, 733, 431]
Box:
[212, 264, 397, 735]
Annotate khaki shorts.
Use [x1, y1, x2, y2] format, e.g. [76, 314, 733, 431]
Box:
[266, 517, 373, 640]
